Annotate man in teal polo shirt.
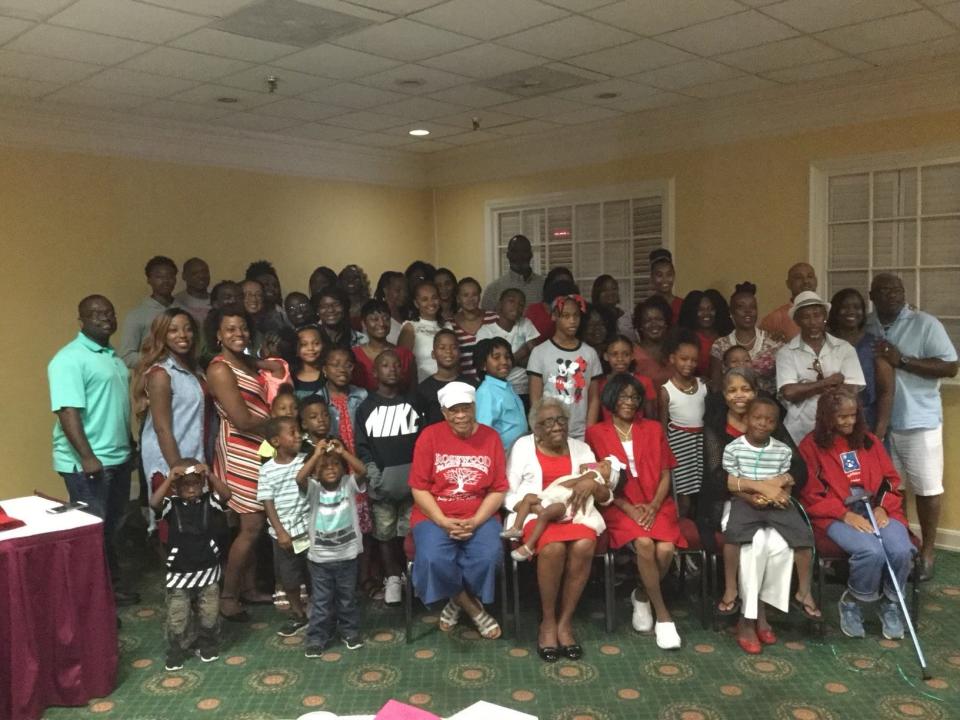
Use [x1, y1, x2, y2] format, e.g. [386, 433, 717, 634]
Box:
[867, 273, 959, 581]
[48, 294, 139, 605]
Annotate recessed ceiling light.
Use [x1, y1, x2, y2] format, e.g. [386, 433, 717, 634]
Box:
[217, 96, 239, 103]
[596, 91, 620, 99]
[408, 128, 430, 137]
[396, 78, 425, 87]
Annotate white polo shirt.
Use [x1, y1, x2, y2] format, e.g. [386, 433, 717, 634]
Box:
[776, 332, 865, 443]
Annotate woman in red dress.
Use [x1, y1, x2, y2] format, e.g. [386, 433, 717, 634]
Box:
[504, 397, 612, 663]
[585, 373, 685, 650]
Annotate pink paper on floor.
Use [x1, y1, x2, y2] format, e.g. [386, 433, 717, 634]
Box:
[373, 700, 441, 720]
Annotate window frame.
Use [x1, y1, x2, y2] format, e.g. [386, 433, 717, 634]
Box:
[809, 146, 960, 384]
[483, 180, 676, 308]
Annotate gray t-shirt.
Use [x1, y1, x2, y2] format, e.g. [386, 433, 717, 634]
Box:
[306, 474, 362, 563]
[527, 340, 603, 439]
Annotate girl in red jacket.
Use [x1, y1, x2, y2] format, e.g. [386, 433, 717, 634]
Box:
[798, 386, 915, 641]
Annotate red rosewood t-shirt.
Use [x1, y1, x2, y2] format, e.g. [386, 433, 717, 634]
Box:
[408, 422, 508, 527]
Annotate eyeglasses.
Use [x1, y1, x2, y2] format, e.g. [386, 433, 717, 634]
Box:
[537, 415, 568, 429]
[812, 358, 824, 381]
[617, 393, 641, 405]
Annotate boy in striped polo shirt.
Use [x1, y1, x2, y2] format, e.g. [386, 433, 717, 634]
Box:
[258, 416, 311, 638]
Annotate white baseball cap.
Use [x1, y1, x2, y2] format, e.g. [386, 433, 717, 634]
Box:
[438, 381, 476, 409]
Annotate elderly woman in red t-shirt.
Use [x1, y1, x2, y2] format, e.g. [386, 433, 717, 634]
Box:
[504, 397, 613, 662]
[409, 381, 507, 640]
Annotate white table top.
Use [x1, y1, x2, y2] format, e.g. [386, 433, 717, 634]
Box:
[0, 495, 102, 542]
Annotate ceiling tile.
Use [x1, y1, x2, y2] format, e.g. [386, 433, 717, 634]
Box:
[492, 94, 588, 118]
[683, 74, 778, 98]
[657, 10, 798, 56]
[80, 67, 199, 97]
[0, 1, 73, 22]
[434, 108, 525, 129]
[136, 100, 232, 122]
[170, 29, 301, 63]
[550, 104, 621, 124]
[6, 25, 151, 66]
[123, 47, 252, 82]
[937, 1, 960, 24]
[219, 65, 337, 95]
[567, 39, 694, 75]
[717, 36, 842, 73]
[278, 122, 364, 141]
[441, 129, 501, 145]
[0, 15, 32, 43]
[736, 0, 780, 5]
[496, 16, 636, 60]
[859, 33, 960, 65]
[0, 49, 100, 83]
[213, 112, 302, 132]
[333, 18, 477, 61]
[480, 65, 593, 96]
[169, 83, 280, 109]
[213, 0, 374, 47]
[357, 63, 468, 94]
[338, 0, 446, 13]
[420, 43, 543, 79]
[346, 131, 414, 147]
[816, 10, 954, 55]
[763, 57, 872, 83]
[323, 109, 407, 129]
[428, 84, 517, 107]
[551, 77, 658, 104]
[587, 0, 743, 36]
[605, 90, 691, 112]
[43, 85, 149, 110]
[251, 97, 347, 120]
[404, 139, 454, 152]
[272, 43, 400, 79]
[376, 95, 465, 119]
[410, 0, 567, 41]
[296, 0, 394, 23]
[143, 0, 257, 16]
[629, 59, 742, 89]
[762, 0, 921, 34]
[48, 0, 209, 43]
[487, 117, 561, 135]
[0, 75, 61, 97]
[541, 0, 617, 10]
[303, 81, 408, 107]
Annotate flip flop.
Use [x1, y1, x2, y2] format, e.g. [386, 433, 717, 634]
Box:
[717, 596, 741, 616]
[791, 593, 822, 620]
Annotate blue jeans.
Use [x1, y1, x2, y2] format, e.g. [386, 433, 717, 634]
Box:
[826, 514, 915, 603]
[306, 558, 360, 648]
[60, 460, 132, 580]
[411, 516, 502, 606]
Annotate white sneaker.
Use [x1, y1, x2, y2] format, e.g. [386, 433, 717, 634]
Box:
[631, 590, 653, 632]
[655, 622, 682, 650]
[384, 575, 402, 606]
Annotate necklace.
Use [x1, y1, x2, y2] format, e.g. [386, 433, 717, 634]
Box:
[674, 377, 697, 395]
[734, 329, 756, 346]
[614, 422, 632, 441]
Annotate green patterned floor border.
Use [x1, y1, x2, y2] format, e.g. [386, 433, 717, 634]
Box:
[43, 549, 960, 720]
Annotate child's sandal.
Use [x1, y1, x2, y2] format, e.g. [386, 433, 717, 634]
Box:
[471, 608, 502, 640]
[438, 599, 461, 632]
[500, 527, 523, 539]
[510, 545, 534, 562]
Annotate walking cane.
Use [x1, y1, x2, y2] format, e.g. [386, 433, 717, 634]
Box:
[844, 493, 930, 680]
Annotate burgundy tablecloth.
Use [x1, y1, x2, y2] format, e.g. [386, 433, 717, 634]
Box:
[0, 510, 118, 720]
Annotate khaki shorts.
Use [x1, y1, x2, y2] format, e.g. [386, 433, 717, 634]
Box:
[371, 497, 413, 542]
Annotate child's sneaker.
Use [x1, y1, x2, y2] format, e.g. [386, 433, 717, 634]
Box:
[195, 647, 219, 663]
[384, 576, 403, 606]
[304, 645, 325, 658]
[277, 616, 308, 637]
[342, 636, 364, 650]
[164, 651, 186, 671]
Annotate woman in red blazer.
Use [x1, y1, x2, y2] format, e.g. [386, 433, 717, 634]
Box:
[585, 373, 685, 650]
[798, 385, 914, 641]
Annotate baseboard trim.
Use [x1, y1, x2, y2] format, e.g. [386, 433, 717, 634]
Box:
[908, 523, 960, 552]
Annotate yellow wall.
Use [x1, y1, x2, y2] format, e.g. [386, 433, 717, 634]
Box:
[433, 109, 960, 535]
[4, 146, 432, 499]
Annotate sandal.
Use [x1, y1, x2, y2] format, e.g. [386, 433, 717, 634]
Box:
[510, 545, 534, 562]
[717, 595, 741, 616]
[438, 600, 461, 632]
[470, 608, 502, 640]
[791, 592, 822, 620]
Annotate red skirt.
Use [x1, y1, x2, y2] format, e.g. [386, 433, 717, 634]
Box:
[601, 499, 687, 550]
[522, 518, 596, 552]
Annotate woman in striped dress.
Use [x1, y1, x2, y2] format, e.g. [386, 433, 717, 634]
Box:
[207, 307, 270, 621]
[447, 277, 498, 381]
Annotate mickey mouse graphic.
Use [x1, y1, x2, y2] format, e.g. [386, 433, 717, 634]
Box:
[548, 356, 588, 404]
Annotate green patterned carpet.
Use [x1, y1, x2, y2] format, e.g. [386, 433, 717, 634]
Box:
[44, 550, 960, 720]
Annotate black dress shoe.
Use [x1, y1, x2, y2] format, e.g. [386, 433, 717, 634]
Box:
[537, 646, 561, 663]
[560, 644, 583, 660]
[113, 590, 141, 606]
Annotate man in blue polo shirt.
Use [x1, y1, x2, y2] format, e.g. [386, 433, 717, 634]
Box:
[867, 273, 958, 581]
[48, 295, 139, 605]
